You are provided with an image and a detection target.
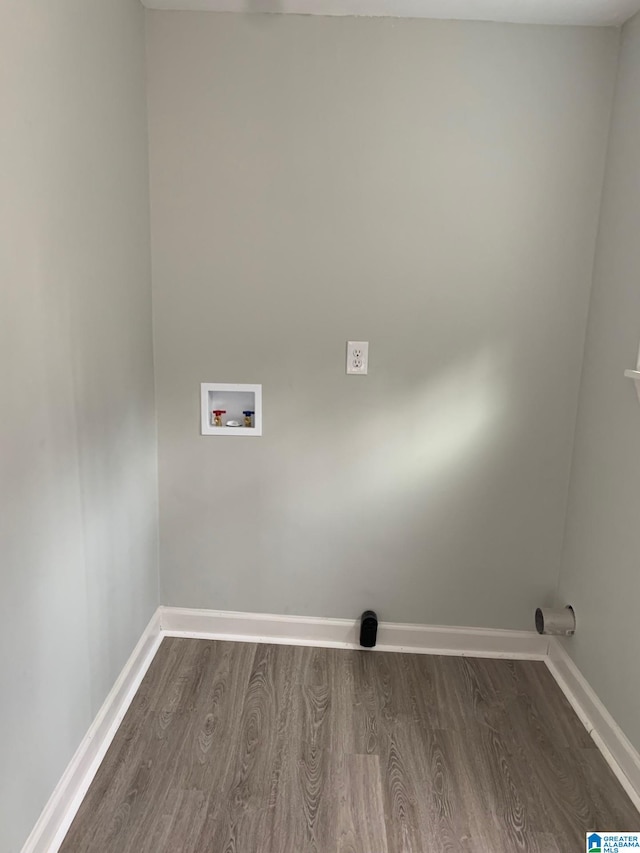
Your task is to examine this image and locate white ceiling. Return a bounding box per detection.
[142,0,640,27]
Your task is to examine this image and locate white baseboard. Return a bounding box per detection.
[22,607,640,852]
[21,608,163,853]
[159,606,549,659]
[546,638,640,812]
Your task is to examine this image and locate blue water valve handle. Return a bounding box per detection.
[243,410,255,428]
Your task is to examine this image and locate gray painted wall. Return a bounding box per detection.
[558,13,640,753]
[0,2,158,850]
[147,13,618,628]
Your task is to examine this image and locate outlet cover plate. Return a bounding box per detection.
[347,341,369,375]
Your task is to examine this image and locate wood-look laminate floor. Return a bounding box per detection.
[60,639,640,852]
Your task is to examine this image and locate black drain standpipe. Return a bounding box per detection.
[360,610,378,648]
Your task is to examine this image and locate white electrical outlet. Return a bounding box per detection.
[346,341,369,375]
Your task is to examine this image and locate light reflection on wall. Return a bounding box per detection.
[290,347,505,522]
